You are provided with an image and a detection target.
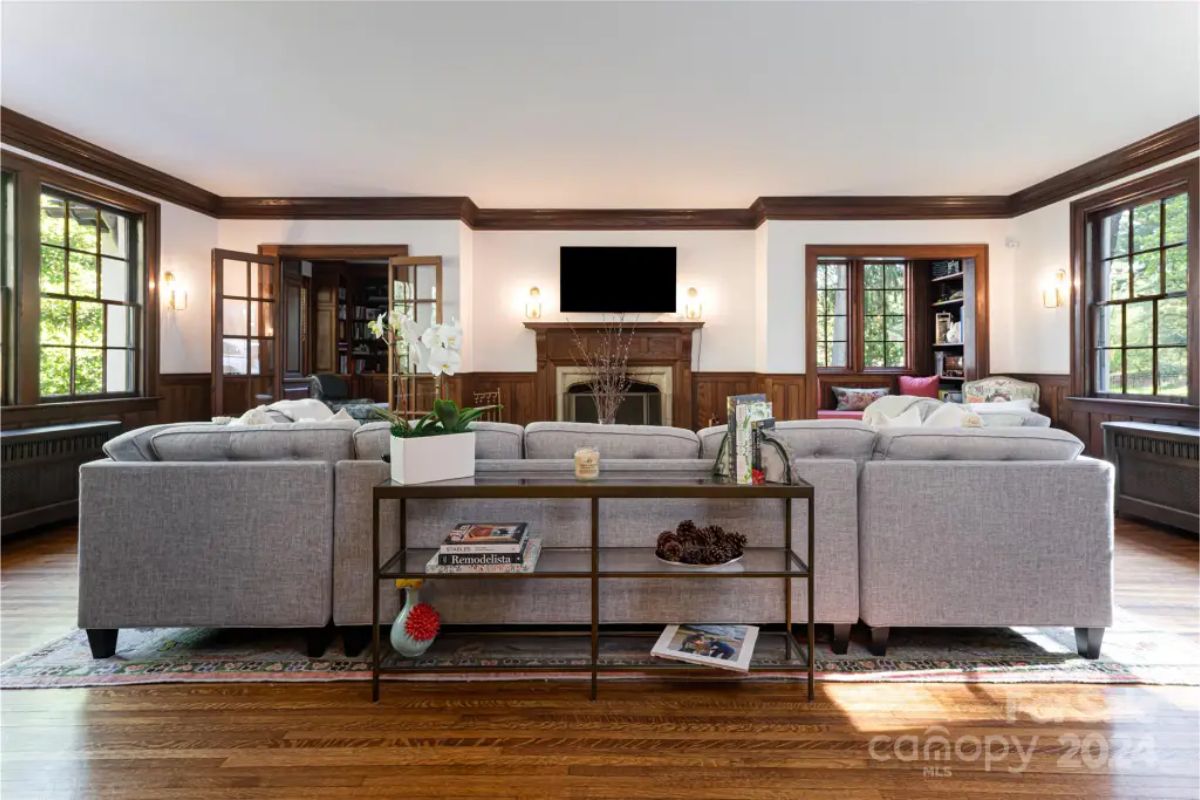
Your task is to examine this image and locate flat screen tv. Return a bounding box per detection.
[560,246,676,313]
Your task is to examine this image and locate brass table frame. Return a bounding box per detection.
[371,472,815,701]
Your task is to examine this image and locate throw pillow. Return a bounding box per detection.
[923,403,983,429]
[832,386,890,411]
[898,375,940,398]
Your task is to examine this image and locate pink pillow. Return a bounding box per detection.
[899,375,940,398]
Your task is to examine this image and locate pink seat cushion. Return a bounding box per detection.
[817,409,865,420]
[898,375,940,398]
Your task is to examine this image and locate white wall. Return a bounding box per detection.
[469,229,759,372]
[1006,153,1199,374]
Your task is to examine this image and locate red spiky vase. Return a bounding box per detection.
[389,580,441,657]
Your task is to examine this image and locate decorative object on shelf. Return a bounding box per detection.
[162,271,187,311]
[567,313,637,424]
[935,312,953,344]
[389,579,441,658]
[525,286,542,320]
[574,446,600,480]
[936,352,964,379]
[722,393,772,484]
[655,519,748,567]
[946,320,962,344]
[1042,269,1068,308]
[376,399,498,485]
[930,259,962,279]
[684,287,703,321]
[651,623,759,673]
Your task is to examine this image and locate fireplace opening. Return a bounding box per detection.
[564,380,663,425]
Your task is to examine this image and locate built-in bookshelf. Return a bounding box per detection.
[926,258,977,401]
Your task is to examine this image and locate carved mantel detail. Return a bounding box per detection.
[523,322,704,426]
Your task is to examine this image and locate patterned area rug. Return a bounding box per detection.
[3,607,1197,688]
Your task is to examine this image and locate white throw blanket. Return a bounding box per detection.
[861,395,984,429]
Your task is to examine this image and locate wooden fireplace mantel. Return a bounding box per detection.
[523,321,704,424]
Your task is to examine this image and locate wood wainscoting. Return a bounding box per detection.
[1009,373,1198,456]
[159,373,213,424]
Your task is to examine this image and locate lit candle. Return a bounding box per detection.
[574,446,600,480]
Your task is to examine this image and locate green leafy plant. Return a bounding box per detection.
[374,399,501,438]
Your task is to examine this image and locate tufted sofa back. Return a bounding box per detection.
[872,427,1084,461]
[699,420,878,464]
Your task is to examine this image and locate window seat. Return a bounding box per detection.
[817,409,865,420]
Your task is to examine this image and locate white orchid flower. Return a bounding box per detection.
[419,324,443,351]
[439,319,463,352]
[366,312,388,339]
[427,345,461,377]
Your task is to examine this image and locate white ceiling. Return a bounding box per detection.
[2,1,1197,207]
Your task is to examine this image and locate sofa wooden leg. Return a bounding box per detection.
[86,628,118,658]
[342,625,372,658]
[867,626,890,657]
[831,624,851,655]
[305,623,336,658]
[1074,627,1104,660]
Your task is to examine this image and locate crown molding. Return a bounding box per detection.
[2,105,1195,227]
[217,195,475,220]
[472,208,754,230]
[1009,116,1199,216]
[0,106,221,216]
[751,195,1010,224]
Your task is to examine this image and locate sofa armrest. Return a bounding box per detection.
[78,460,334,629]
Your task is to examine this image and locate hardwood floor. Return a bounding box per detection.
[2,519,1197,799]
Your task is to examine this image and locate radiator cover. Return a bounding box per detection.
[1,420,122,536]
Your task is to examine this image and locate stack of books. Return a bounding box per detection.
[425,522,542,574]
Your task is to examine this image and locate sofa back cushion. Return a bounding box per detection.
[524,422,699,459]
[102,422,217,462]
[873,427,1084,461]
[352,420,524,461]
[698,420,877,462]
[149,421,357,463]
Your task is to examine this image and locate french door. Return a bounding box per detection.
[211,249,281,415]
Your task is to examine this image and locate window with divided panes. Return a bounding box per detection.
[1093,190,1190,398]
[816,256,909,371]
[38,190,141,398]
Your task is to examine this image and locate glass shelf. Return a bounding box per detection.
[379,546,809,580]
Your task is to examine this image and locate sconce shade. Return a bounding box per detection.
[163,271,188,311]
[525,286,542,320]
[684,287,702,320]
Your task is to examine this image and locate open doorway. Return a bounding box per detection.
[258,245,408,404]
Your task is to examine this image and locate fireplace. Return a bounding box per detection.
[524,321,703,427]
[563,380,665,425]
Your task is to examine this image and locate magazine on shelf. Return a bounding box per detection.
[651,624,759,673]
[437,537,531,566]
[427,537,542,574]
[440,522,528,554]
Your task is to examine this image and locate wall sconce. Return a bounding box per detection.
[1042,269,1067,309]
[163,271,188,311]
[684,287,702,320]
[525,286,542,320]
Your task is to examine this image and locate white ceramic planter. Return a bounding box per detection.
[389,432,476,485]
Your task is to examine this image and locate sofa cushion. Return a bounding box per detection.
[102,422,217,462]
[873,427,1084,461]
[698,420,877,462]
[352,420,524,460]
[524,422,700,459]
[149,421,357,463]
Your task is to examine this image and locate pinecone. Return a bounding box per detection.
[655,520,745,565]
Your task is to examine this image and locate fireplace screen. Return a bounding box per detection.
[564,380,663,425]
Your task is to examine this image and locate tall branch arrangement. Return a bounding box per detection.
[568,314,637,424]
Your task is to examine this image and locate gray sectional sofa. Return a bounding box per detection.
[78,418,1113,660]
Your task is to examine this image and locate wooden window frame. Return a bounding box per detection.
[812,255,915,374]
[1,151,159,412]
[1070,158,1198,408]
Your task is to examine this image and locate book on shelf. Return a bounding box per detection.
[651,623,759,673]
[426,537,542,574]
[437,536,532,566]
[440,522,528,554]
